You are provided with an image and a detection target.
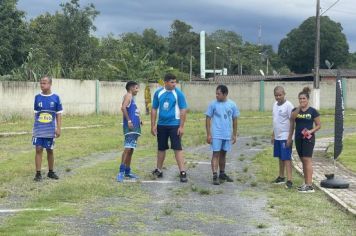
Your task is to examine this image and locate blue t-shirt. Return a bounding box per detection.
[123,96,141,135]
[33,93,63,138]
[152,87,188,126]
[205,99,240,140]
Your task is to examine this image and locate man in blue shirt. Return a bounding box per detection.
[32,76,63,181]
[205,85,239,185]
[151,73,188,182]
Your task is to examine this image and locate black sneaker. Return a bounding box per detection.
[213,176,220,185]
[298,185,315,193]
[285,180,293,189]
[152,169,163,178]
[219,173,234,182]
[34,174,42,182]
[273,176,286,184]
[180,171,188,183]
[47,171,59,180]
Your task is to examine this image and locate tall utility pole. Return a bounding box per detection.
[313,0,321,109]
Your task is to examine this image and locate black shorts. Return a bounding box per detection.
[157,125,182,151]
[295,136,315,158]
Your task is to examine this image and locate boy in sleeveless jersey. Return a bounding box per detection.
[117,81,142,182]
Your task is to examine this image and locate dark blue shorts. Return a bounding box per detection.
[273,140,292,161]
[157,125,182,151]
[32,137,55,150]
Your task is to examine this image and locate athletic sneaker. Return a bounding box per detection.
[273,176,286,184]
[285,180,293,189]
[47,171,59,180]
[125,172,139,179]
[152,169,163,178]
[219,173,234,182]
[34,173,42,182]
[297,184,306,191]
[180,171,188,183]
[298,185,315,193]
[213,176,220,185]
[117,172,125,182]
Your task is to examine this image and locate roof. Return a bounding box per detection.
[319,69,356,77]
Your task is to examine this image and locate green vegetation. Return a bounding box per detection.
[0,111,355,235]
[327,134,356,172]
[252,149,356,236]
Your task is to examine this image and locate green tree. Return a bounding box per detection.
[0,0,28,75]
[168,20,199,74]
[278,16,349,73]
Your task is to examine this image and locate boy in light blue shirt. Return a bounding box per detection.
[205,85,239,185]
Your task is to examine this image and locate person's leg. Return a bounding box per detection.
[157,150,166,170]
[279,159,285,178]
[211,151,220,173]
[46,149,54,171]
[218,150,227,172]
[302,157,313,185]
[35,146,43,172]
[174,150,185,172]
[284,160,292,181]
[155,125,169,171]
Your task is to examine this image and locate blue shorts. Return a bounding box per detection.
[124,133,140,149]
[273,140,292,161]
[211,138,231,152]
[32,137,55,150]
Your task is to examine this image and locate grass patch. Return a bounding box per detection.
[252,149,356,236]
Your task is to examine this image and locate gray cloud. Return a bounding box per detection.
[17,0,356,52]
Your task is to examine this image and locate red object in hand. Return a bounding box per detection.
[301,128,312,139]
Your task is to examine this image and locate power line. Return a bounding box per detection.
[321,0,341,15]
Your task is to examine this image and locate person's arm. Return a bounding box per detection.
[55,113,62,138]
[151,108,157,136]
[271,131,275,144]
[287,108,298,147]
[232,117,238,144]
[310,116,321,134]
[121,93,133,129]
[206,116,212,144]
[177,109,187,137]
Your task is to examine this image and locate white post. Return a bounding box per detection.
[200,31,206,79]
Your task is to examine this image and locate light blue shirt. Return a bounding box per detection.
[205,99,240,140]
[152,87,188,126]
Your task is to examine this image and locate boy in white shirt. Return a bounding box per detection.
[271,86,294,189]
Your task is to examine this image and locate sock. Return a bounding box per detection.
[125,166,131,175]
[219,170,225,175]
[180,171,186,175]
[213,172,218,178]
[36,171,41,175]
[119,164,125,173]
[49,169,53,173]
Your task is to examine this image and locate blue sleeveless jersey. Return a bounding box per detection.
[33,93,63,138]
[123,97,141,135]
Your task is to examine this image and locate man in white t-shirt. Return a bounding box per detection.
[271,86,294,189]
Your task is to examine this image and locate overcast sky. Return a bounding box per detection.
[18,0,356,52]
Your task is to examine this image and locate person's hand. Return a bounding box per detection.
[140,120,144,126]
[55,128,61,138]
[206,135,212,144]
[286,138,292,148]
[177,127,184,138]
[128,122,134,130]
[271,137,274,145]
[232,135,237,144]
[151,126,157,136]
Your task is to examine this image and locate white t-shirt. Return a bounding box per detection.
[272,100,293,140]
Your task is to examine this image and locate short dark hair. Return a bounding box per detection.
[164,73,176,82]
[41,76,52,84]
[125,81,138,91]
[216,84,228,95]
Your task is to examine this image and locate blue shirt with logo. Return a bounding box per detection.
[33,93,63,138]
[205,99,240,140]
[152,87,188,126]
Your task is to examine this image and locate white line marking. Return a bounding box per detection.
[0,208,53,213]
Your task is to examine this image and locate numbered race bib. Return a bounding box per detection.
[38,113,53,123]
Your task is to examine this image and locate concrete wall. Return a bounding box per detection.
[1,79,355,118]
